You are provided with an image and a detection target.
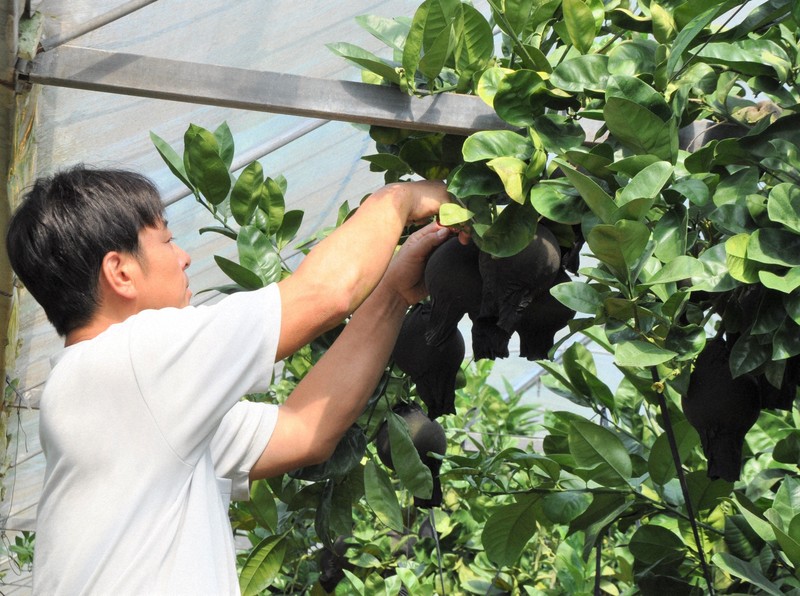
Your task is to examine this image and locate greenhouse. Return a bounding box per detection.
[1,0,799,593]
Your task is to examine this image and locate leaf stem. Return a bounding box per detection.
[485,0,538,70]
[650,366,715,594]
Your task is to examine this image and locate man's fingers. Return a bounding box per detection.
[405,223,451,255]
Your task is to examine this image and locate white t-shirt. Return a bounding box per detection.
[32,284,282,595]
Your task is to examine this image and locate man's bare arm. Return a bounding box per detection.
[250,223,451,479]
[274,180,449,361]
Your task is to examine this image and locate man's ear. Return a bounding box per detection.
[100,251,138,301]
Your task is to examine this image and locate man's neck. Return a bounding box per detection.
[64,311,128,347]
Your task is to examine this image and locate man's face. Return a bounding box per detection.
[134,222,192,310]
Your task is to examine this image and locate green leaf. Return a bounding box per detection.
[550,281,602,314]
[402,1,428,84]
[327,42,401,85]
[487,157,526,203]
[586,220,651,282]
[150,131,192,190]
[447,162,505,198]
[455,4,494,74]
[712,553,783,595]
[355,14,410,51]
[747,229,800,267]
[773,318,800,360]
[650,2,676,44]
[274,210,303,251]
[213,122,235,169]
[569,493,632,558]
[259,177,286,236]
[362,153,413,175]
[653,206,688,262]
[237,226,281,285]
[471,199,538,258]
[556,160,616,223]
[615,341,677,367]
[533,114,586,154]
[629,524,686,566]
[482,494,540,567]
[772,477,800,522]
[493,69,547,127]
[686,471,733,511]
[562,342,615,409]
[767,183,800,233]
[729,333,771,377]
[603,99,678,161]
[183,124,232,205]
[568,420,632,486]
[760,267,800,294]
[476,66,512,107]
[418,19,455,81]
[438,202,474,225]
[364,460,404,532]
[247,481,278,533]
[608,39,657,77]
[670,178,710,207]
[725,233,761,284]
[530,182,586,225]
[771,521,800,569]
[617,161,673,205]
[562,0,595,54]
[342,569,366,595]
[725,515,765,561]
[665,4,722,80]
[694,39,791,81]
[214,255,264,290]
[550,54,610,93]
[386,411,434,499]
[541,492,592,524]
[239,535,287,596]
[462,130,532,162]
[606,73,672,119]
[230,161,263,226]
[729,494,777,542]
[648,419,700,485]
[640,256,705,286]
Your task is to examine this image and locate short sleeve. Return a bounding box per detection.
[211,400,278,500]
[128,284,281,462]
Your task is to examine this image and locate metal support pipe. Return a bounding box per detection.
[39,0,160,52]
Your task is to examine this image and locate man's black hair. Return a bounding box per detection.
[6,166,165,337]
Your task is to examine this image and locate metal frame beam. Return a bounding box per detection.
[24,45,730,150]
[25,45,513,136]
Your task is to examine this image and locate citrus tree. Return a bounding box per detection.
[153,0,800,592]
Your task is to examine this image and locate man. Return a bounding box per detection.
[6,166,453,595]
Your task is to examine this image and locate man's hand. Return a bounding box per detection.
[381,222,452,308]
[402,180,451,225]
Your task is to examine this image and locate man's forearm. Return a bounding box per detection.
[254,283,408,477]
[295,282,407,454]
[294,184,411,310]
